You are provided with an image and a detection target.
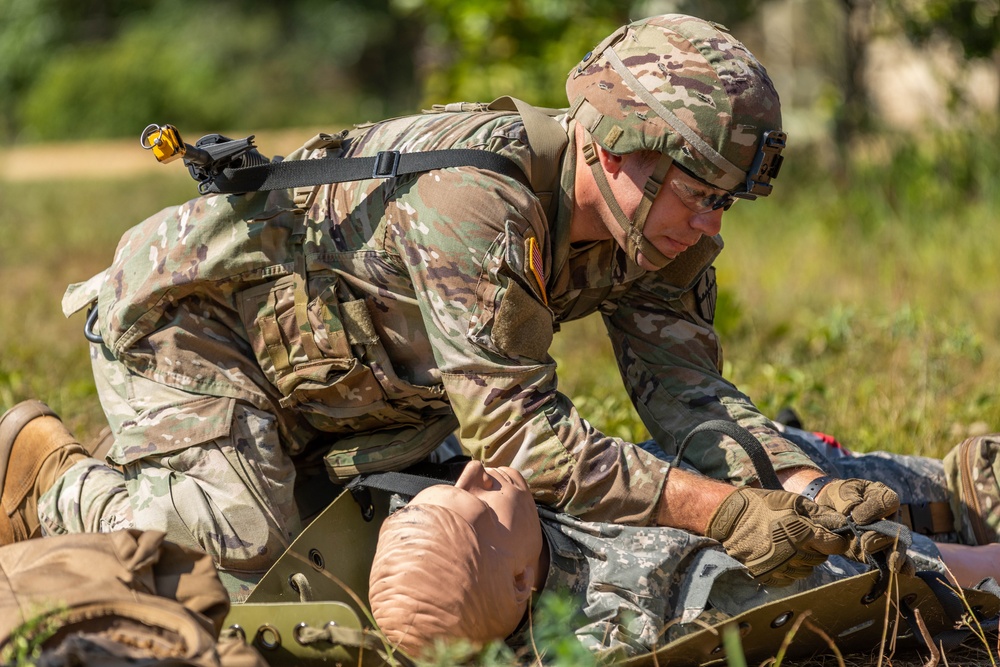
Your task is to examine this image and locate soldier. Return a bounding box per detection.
[0,14,898,599]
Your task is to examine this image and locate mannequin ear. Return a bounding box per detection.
[597,146,625,175]
[512,565,535,606]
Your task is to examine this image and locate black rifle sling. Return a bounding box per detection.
[207,147,531,194]
[669,420,783,490]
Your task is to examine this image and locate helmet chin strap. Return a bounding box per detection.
[581,140,674,270]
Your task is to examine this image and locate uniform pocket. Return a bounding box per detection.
[237,274,390,427]
[112,393,235,464]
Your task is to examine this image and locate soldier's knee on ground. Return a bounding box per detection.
[122,431,302,601]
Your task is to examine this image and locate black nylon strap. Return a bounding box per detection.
[346,470,453,499]
[206,149,531,194]
[669,420,783,490]
[344,459,468,521]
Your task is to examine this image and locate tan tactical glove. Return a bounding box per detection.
[813,478,914,574]
[706,487,850,586]
[813,478,900,524]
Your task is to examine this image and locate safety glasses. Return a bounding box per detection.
[668,165,737,212]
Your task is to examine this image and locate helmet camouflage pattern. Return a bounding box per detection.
[566,14,784,196]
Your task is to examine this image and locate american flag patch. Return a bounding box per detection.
[526,236,547,305]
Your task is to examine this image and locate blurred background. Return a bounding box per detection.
[2,0,997,149]
[1,0,999,457]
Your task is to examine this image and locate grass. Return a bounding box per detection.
[2,121,999,664]
[1,605,66,666]
[0,172,193,440]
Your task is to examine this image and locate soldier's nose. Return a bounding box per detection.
[691,209,723,237]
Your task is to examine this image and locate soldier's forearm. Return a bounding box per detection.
[655,467,737,534]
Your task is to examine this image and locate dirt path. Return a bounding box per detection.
[0,128,326,182]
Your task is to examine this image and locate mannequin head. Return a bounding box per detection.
[368,461,544,657]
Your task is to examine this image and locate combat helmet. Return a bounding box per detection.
[566,14,786,268]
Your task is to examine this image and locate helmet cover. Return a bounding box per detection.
[566,14,783,193]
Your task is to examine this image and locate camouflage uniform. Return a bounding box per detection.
[509,504,945,661]
[50,108,815,597]
[51,16,814,597]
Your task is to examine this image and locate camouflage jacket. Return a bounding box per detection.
[64,108,817,525]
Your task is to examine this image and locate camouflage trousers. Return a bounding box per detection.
[37,344,303,602]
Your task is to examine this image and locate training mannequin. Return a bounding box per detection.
[368,459,1000,661]
[367,462,546,653]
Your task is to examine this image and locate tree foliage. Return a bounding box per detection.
[1,0,425,141]
[0,0,997,144]
[889,0,1000,59]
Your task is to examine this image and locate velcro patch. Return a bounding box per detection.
[694,268,717,324]
[604,125,624,149]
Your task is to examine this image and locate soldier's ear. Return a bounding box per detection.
[597,146,625,175]
[513,565,535,606]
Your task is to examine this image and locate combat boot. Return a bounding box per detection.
[0,400,88,544]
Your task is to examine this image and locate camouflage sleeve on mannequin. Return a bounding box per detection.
[391,172,669,525]
[603,266,821,486]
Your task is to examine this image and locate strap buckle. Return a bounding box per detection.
[372,150,401,178]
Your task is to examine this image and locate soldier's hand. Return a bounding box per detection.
[814,479,913,573]
[706,487,849,586]
[814,478,899,524]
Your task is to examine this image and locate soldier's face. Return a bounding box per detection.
[573,128,726,271]
[614,159,725,271]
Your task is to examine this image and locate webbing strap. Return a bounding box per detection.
[581,140,671,269]
[838,520,913,604]
[206,148,531,194]
[487,96,569,222]
[630,152,671,239]
[344,460,467,521]
[677,548,747,623]
[668,421,915,609]
[346,470,452,498]
[668,419,782,490]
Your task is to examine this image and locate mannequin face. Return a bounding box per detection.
[369,461,546,653]
[408,460,543,577]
